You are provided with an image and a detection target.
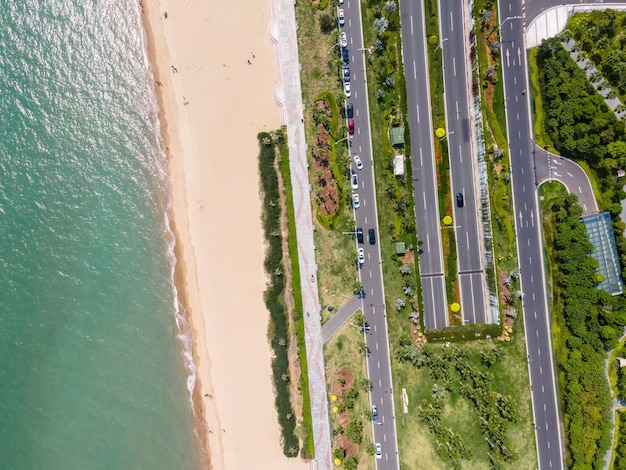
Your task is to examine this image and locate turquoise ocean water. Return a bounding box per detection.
[0,1,202,468]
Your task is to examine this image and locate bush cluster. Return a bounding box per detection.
[547,194,626,467]
[257,132,300,457]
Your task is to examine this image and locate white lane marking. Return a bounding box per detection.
[450,10,454,31]
[530,275,534,282]
[419,147,423,165]
[365,216,368,224]
[536,330,539,337]
[542,385,545,393]
[466,231,470,250]
[528,239,530,246]
[540,366,543,375]
[410,14,414,35]
[459,144,463,163]
[523,184,525,193]
[426,233,431,252]
[413,60,417,80]
[534,311,537,319]
[423,192,427,210]
[456,101,459,119]
[377,361,380,369]
[453,56,457,76]
[529,257,532,265]
[416,105,420,124]
[538,347,541,356]
[376,342,379,350]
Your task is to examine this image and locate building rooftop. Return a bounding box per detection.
[581,211,624,296]
[390,127,404,147]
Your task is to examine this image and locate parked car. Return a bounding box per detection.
[368,228,376,245]
[348,119,354,135]
[340,32,347,47]
[375,443,382,459]
[352,193,360,208]
[338,9,345,26]
[342,47,349,65]
[343,67,350,82]
[344,81,351,98]
[356,227,364,244]
[347,102,354,118]
[351,173,358,190]
[358,248,365,265]
[353,154,363,170]
[456,192,464,207]
[372,405,378,420]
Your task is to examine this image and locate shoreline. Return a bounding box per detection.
[139,0,308,468]
[139,0,214,463]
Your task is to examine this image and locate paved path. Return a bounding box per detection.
[533,146,599,216]
[562,38,626,120]
[270,0,332,467]
[321,295,363,343]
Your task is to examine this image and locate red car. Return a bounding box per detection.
[348,119,355,134]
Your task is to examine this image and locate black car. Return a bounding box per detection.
[347,102,354,118]
[456,192,464,207]
[342,47,349,65]
[343,67,350,82]
[356,227,364,244]
[368,228,376,245]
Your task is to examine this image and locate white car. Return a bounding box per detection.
[340,32,348,48]
[358,248,365,265]
[338,9,345,26]
[375,443,382,459]
[353,154,363,170]
[339,0,344,4]
[344,81,351,98]
[353,193,360,208]
[351,173,358,190]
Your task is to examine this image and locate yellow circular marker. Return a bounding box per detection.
[332,406,339,413]
[418,332,423,338]
[507,327,513,333]
[334,458,342,466]
[331,395,337,402]
[506,336,511,341]
[443,215,452,225]
[435,128,446,138]
[451,303,460,313]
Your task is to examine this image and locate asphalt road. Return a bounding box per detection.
[497,0,565,467]
[439,0,489,324]
[340,1,400,467]
[399,0,449,331]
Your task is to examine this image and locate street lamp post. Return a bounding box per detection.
[335,136,349,145]
[434,37,448,53]
[328,42,340,54]
[487,16,522,40]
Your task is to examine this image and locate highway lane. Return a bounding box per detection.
[497,0,565,467]
[340,1,400,467]
[399,0,449,331]
[438,0,488,325]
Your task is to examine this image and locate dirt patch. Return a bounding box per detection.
[335,433,360,457]
[331,366,354,398]
[311,99,340,217]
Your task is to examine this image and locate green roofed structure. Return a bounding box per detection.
[395,242,406,256]
[390,127,404,147]
[581,211,624,296]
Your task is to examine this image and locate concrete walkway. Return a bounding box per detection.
[269,0,332,468]
[321,295,363,343]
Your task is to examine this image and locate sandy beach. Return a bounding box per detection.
[140,1,308,468]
